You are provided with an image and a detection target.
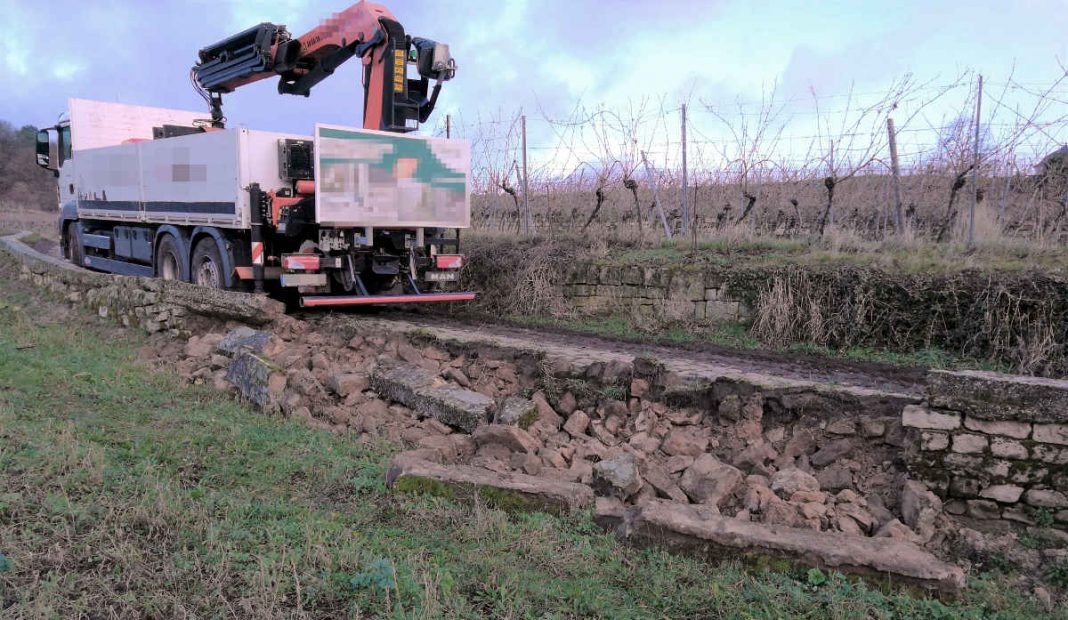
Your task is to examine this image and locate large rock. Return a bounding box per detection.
[928,369,1068,423]
[641,462,689,503]
[599,499,965,596]
[371,365,493,432]
[387,454,594,514]
[592,454,643,499]
[494,396,539,428]
[326,372,369,397]
[679,454,743,507]
[815,464,853,492]
[563,411,591,437]
[225,348,283,412]
[900,480,943,544]
[472,424,540,455]
[770,468,820,498]
[809,439,854,467]
[661,428,708,457]
[217,326,274,356]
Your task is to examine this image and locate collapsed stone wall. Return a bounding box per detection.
[9,232,1068,598]
[904,370,1068,528]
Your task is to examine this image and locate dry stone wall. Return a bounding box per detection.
[0,233,284,334]
[563,263,748,323]
[904,369,1068,527]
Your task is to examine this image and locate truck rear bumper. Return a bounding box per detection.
[299,292,476,307]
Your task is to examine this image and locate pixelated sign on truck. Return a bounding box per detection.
[314,124,470,229]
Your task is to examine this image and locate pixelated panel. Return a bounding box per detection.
[315,125,470,228]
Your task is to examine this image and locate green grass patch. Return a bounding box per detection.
[0,280,1062,617]
[592,235,1068,276]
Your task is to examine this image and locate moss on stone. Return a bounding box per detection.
[394,475,455,499]
[516,408,539,430]
[478,485,536,512]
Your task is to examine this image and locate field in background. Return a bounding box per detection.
[443,70,1068,249]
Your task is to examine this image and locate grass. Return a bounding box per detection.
[592,235,1068,276]
[0,277,1062,618]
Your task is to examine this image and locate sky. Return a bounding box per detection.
[1,0,1066,172]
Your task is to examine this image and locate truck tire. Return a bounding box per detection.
[65,222,84,267]
[156,235,183,281]
[191,238,225,290]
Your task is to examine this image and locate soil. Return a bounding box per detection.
[302,310,925,397]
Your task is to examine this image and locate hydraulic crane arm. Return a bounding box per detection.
[192,1,456,132]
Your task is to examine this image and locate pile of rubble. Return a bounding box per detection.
[136,319,977,594]
[159,321,946,549]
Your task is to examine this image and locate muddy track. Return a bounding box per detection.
[18,231,921,397]
[296,309,925,398]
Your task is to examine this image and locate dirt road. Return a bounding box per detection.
[4,225,922,404]
[303,311,923,403]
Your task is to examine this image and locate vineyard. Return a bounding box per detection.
[437,69,1068,247]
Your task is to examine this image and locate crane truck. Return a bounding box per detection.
[34,1,474,307]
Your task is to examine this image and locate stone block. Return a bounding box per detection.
[989,437,1028,460]
[386,454,594,515]
[621,267,643,286]
[1024,489,1068,508]
[1008,464,1048,485]
[1032,445,1068,465]
[963,417,1032,439]
[225,348,282,412]
[326,373,369,398]
[927,369,1068,423]
[693,301,707,320]
[494,397,539,429]
[920,432,949,451]
[983,459,1010,478]
[902,405,960,431]
[667,273,706,301]
[371,365,493,432]
[705,301,741,322]
[1033,423,1068,446]
[951,433,988,454]
[217,326,273,356]
[949,477,981,498]
[966,499,1002,519]
[598,499,964,596]
[979,484,1024,503]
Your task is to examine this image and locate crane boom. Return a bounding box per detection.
[192,0,456,132]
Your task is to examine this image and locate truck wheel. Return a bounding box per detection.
[65,222,84,267]
[156,235,183,281]
[191,238,225,290]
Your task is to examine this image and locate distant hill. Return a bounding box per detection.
[0,122,56,210]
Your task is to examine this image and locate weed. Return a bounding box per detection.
[1033,507,1056,528]
[806,568,828,587]
[1049,558,1068,589]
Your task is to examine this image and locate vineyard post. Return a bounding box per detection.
[887,117,903,234]
[680,103,691,236]
[521,114,533,235]
[968,75,983,247]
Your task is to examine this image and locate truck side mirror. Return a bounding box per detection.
[35,129,54,170]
